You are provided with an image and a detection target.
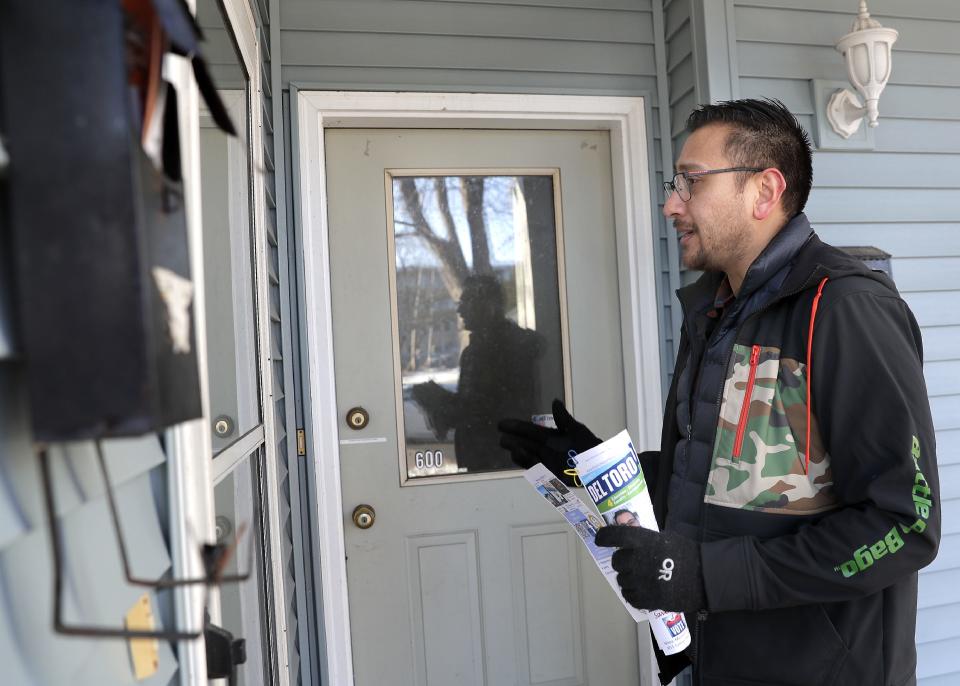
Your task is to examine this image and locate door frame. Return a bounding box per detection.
[293,90,664,686]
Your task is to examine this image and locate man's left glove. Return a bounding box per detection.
[497,399,601,487]
[595,526,706,617]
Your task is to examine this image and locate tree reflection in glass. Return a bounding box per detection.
[392,175,566,479]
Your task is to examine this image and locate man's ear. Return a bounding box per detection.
[752,168,787,221]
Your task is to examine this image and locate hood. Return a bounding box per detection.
[781,231,899,297]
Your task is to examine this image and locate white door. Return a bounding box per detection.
[325,128,642,686]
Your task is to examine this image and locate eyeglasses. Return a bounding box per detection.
[663,167,764,202]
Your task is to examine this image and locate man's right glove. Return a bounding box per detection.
[596,526,704,684]
[497,399,601,486]
[594,525,706,617]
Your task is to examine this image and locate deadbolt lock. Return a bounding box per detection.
[213,415,235,438]
[346,406,369,430]
[352,504,376,530]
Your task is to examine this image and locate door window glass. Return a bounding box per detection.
[213,450,269,685]
[197,0,262,456]
[389,173,568,480]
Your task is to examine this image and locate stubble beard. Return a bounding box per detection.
[678,220,719,272]
[678,221,707,271]
[677,209,750,274]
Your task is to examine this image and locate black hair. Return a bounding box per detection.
[461,273,505,315]
[686,98,813,218]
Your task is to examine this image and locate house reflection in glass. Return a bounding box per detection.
[392,174,566,478]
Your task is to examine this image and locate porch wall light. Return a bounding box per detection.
[827,0,898,139]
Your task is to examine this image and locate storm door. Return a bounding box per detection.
[196,0,280,682]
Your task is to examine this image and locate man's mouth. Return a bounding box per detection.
[676,225,696,244]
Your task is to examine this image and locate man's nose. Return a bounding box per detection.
[662,189,684,219]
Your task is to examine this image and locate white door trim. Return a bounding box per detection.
[294,90,664,686]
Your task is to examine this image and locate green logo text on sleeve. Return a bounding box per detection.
[834,436,932,578]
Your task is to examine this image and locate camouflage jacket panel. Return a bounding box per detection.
[706,343,836,515]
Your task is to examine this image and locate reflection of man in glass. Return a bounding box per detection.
[613,509,641,527]
[412,274,542,471]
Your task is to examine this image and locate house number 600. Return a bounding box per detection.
[415,450,443,469]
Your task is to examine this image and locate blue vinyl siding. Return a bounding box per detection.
[664,0,696,152]
[252,2,305,682]
[279,0,659,93]
[277,0,682,392]
[664,0,697,344]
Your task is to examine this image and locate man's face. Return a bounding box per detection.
[614,511,640,527]
[457,286,494,331]
[457,291,479,331]
[663,124,753,273]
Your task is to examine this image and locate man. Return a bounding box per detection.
[413,273,543,471]
[499,99,940,685]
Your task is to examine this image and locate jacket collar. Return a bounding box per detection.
[677,212,814,316]
[736,212,813,301]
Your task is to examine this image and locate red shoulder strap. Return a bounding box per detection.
[805,277,830,475]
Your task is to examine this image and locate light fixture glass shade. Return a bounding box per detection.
[838,25,898,126]
[827,1,898,138]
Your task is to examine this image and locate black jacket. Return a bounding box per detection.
[649,214,940,686]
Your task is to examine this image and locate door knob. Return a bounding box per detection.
[352,504,376,529]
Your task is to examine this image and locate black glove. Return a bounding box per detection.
[652,636,692,685]
[636,450,660,493]
[497,399,601,486]
[594,525,706,617]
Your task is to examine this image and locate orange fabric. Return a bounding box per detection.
[805,277,829,475]
[734,345,762,459]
